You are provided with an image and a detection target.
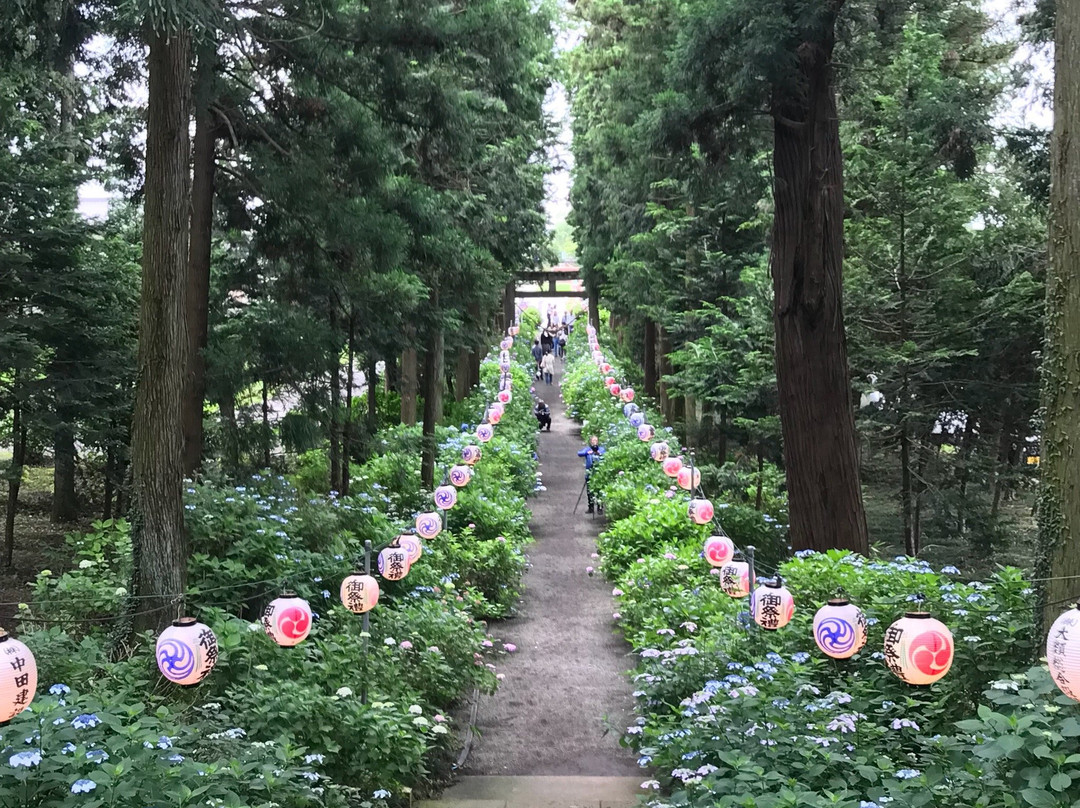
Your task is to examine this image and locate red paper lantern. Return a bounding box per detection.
[0,630,36,721]
[677,466,701,491]
[620,387,635,403]
[340,573,379,614]
[486,407,502,425]
[604,376,615,387]
[752,580,795,630]
[263,593,313,647]
[498,389,512,405]
[610,383,622,397]
[883,612,954,685]
[688,498,714,525]
[663,456,683,477]
[703,535,734,567]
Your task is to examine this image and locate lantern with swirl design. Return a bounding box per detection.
[688,498,714,525]
[592,351,604,363]
[883,612,953,685]
[340,573,379,614]
[399,535,423,565]
[677,466,701,491]
[486,407,503,425]
[637,423,655,442]
[813,597,867,660]
[434,485,458,510]
[623,403,640,418]
[378,545,410,581]
[1047,607,1080,701]
[498,389,512,405]
[610,383,622,398]
[629,412,646,429]
[449,465,472,487]
[752,579,795,630]
[0,630,37,721]
[604,376,615,387]
[263,592,312,647]
[416,511,443,539]
[476,423,494,443]
[600,363,612,374]
[650,441,669,462]
[462,445,482,466]
[500,338,512,351]
[620,387,635,403]
[509,325,520,336]
[663,456,683,478]
[156,618,218,686]
[703,535,734,567]
[719,559,751,598]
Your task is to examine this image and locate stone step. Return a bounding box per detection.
[417,776,646,808]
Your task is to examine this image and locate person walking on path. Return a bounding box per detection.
[534,399,552,431]
[540,350,555,385]
[531,340,543,378]
[577,435,605,514]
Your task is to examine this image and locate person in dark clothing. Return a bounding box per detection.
[534,400,551,431]
[577,435,605,513]
[540,330,554,354]
[531,340,543,377]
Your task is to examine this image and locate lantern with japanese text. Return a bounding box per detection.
[650,441,669,462]
[592,351,604,363]
[1048,607,1080,700]
[610,384,622,398]
[629,412,646,428]
[688,498,714,525]
[752,580,795,630]
[637,423,655,442]
[499,350,511,363]
[813,597,868,660]
[476,423,494,443]
[378,545,410,581]
[883,612,954,685]
[620,387,635,403]
[498,389,512,405]
[677,466,701,491]
[449,465,472,487]
[509,325,520,336]
[434,485,458,510]
[462,445,482,466]
[156,618,218,686]
[340,573,379,614]
[262,592,312,647]
[663,456,683,478]
[719,559,751,598]
[704,535,734,567]
[416,511,443,539]
[399,535,423,565]
[0,630,36,722]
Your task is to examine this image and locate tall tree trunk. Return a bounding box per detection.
[102,444,115,521]
[342,315,355,497]
[588,284,600,333]
[913,439,931,553]
[502,281,516,332]
[182,43,218,477]
[769,7,868,555]
[52,423,78,522]
[454,348,471,402]
[219,391,239,475]
[421,310,444,490]
[643,318,658,397]
[329,353,342,493]
[658,325,672,419]
[956,414,978,536]
[4,393,26,569]
[128,26,193,635]
[261,380,271,470]
[899,406,915,556]
[400,324,418,426]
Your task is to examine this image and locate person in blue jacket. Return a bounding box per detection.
[577,435,605,513]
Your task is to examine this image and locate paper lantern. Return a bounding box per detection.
[434,485,458,510]
[416,511,443,539]
[703,535,734,567]
[156,618,218,686]
[600,363,612,374]
[0,630,36,722]
[262,592,312,647]
[629,412,646,428]
[486,407,502,425]
[476,423,494,443]
[449,465,472,487]
[500,339,512,351]
[499,360,511,372]
[688,498,714,525]
[719,560,751,598]
[399,535,423,565]
[592,351,603,362]
[677,466,701,491]
[813,598,868,660]
[620,387,635,403]
[378,545,410,581]
[509,325,519,336]
[586,325,596,336]
[637,424,655,442]
[604,376,615,387]
[650,441,669,462]
[610,384,622,398]
[498,389,512,405]
[663,456,683,477]
[1048,607,1080,700]
[883,612,954,685]
[462,445,482,466]
[499,350,511,363]
[623,403,640,418]
[752,580,795,630]
[340,573,379,614]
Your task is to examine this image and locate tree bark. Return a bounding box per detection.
[643,317,658,397]
[51,423,78,522]
[181,42,218,477]
[342,314,355,497]
[421,310,444,490]
[367,355,378,425]
[400,324,418,426]
[899,408,915,556]
[769,9,869,555]
[502,281,516,332]
[454,348,471,402]
[102,443,114,521]
[261,380,271,470]
[128,26,192,635]
[329,349,342,493]
[588,284,600,333]
[658,324,672,419]
[4,393,26,569]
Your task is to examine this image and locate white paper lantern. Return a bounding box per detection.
[623,403,639,418]
[0,630,36,722]
[629,412,646,428]
[462,445,482,466]
[449,465,472,487]
[677,466,701,491]
[416,511,443,539]
[688,498,714,525]
[262,593,313,647]
[340,573,380,614]
[1048,607,1080,700]
[813,598,868,659]
[510,325,520,336]
[663,456,683,478]
[499,360,511,372]
[637,423,655,442]
[156,618,218,686]
[498,389,512,405]
[500,339,512,351]
[399,535,423,565]
[703,535,734,567]
[752,580,795,630]
[719,560,751,598]
[620,387,635,403]
[476,424,494,443]
[434,485,458,510]
[883,612,954,685]
[378,546,410,581]
[499,350,511,364]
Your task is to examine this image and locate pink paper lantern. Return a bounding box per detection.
[813,597,868,659]
[637,423,655,442]
[703,535,735,567]
[1048,607,1080,700]
[610,383,622,397]
[462,445,482,466]
[719,560,751,598]
[399,535,423,565]
[752,580,795,630]
[449,465,472,487]
[498,389,512,405]
[499,360,511,372]
[600,363,612,373]
[0,630,36,722]
[340,573,380,614]
[156,618,218,686]
[486,407,503,425]
[262,592,312,647]
[663,456,683,478]
[650,441,670,462]
[434,485,458,509]
[378,545,410,581]
[883,612,954,685]
[620,387,635,403]
[500,338,512,351]
[688,498,714,525]
[677,466,701,491]
[416,511,443,539]
[476,423,494,443]
[509,325,520,336]
[499,350,511,364]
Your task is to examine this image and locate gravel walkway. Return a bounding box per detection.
[464,367,639,776]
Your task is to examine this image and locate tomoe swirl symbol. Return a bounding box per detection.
[434,485,457,509]
[277,607,310,640]
[157,638,197,681]
[816,617,857,655]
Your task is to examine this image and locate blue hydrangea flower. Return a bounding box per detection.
[71,779,97,794]
[49,684,70,696]
[86,750,109,763]
[72,714,101,730]
[896,768,921,780]
[9,750,41,768]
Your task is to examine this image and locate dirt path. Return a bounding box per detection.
[465,366,638,776]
